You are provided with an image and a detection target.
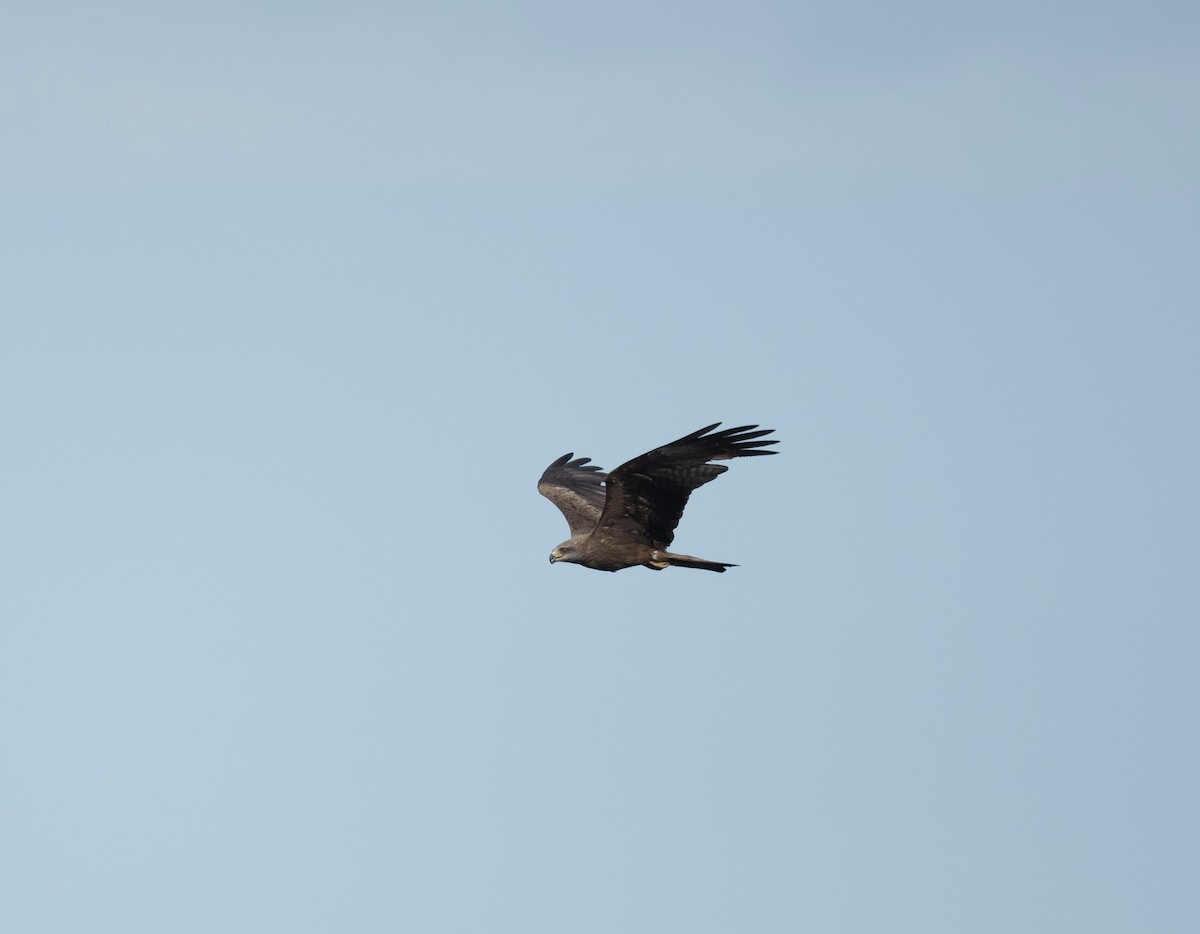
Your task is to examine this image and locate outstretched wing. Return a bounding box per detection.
[595,423,777,547]
[538,454,608,537]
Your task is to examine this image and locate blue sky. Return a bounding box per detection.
[3,2,1198,932]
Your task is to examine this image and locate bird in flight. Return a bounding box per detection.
[538,423,778,573]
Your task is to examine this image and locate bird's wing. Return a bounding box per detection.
[595,423,777,547]
[537,454,608,537]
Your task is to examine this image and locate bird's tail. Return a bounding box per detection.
[657,551,737,573]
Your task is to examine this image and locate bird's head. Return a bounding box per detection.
[549,542,578,565]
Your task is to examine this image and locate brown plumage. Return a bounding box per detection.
[538,423,778,573]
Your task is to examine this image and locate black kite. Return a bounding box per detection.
[538,423,778,573]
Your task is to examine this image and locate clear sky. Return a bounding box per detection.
[3,2,1198,932]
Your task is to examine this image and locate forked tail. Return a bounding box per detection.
[660,551,737,573]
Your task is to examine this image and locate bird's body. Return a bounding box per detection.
[537,423,778,573]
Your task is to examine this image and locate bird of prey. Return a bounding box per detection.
[538,422,778,573]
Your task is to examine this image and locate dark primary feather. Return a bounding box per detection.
[595,424,778,547]
[537,454,608,536]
